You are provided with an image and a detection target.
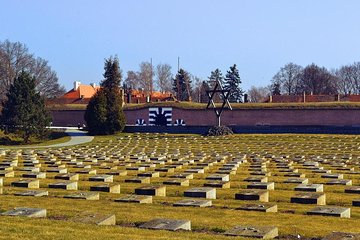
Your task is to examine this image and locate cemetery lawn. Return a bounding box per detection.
[0,133,359,239]
[0,130,70,148]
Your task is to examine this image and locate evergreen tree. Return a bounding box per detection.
[208,69,224,88]
[271,83,281,95]
[85,57,126,135]
[1,71,51,143]
[208,68,224,102]
[84,90,107,135]
[173,68,192,101]
[224,64,244,102]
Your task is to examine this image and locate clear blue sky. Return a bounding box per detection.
[1,0,360,91]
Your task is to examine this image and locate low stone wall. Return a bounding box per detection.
[50,107,360,127]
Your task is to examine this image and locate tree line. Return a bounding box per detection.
[248,62,360,102]
[124,63,244,103]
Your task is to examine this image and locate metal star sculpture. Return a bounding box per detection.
[206,80,232,126]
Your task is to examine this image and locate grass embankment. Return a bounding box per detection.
[0,134,359,239]
[0,130,70,148]
[47,101,360,111]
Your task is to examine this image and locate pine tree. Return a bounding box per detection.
[208,69,224,102]
[271,83,281,95]
[208,69,224,88]
[85,57,126,135]
[224,64,244,102]
[1,71,51,143]
[173,68,192,101]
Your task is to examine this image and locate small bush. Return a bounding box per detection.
[207,125,233,136]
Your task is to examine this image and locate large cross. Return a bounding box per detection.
[206,80,232,126]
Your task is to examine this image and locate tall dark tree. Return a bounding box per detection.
[173,68,192,101]
[208,69,224,102]
[224,64,244,102]
[296,64,338,95]
[1,71,51,143]
[85,57,126,135]
[271,83,281,95]
[208,69,224,88]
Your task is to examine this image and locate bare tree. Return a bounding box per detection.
[190,75,202,102]
[271,62,302,95]
[156,63,173,93]
[335,62,360,94]
[0,39,65,101]
[138,61,154,94]
[247,86,271,102]
[124,70,140,89]
[296,64,337,95]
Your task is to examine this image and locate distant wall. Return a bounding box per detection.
[267,94,360,103]
[51,108,360,127]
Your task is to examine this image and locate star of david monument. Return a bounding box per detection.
[206,79,233,127]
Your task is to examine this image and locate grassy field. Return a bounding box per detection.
[0,133,359,239]
[0,130,70,149]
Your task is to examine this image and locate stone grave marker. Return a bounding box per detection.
[49,181,78,190]
[344,186,360,194]
[244,176,268,183]
[294,184,323,192]
[46,168,67,174]
[72,213,116,225]
[114,195,152,204]
[89,175,113,183]
[90,184,120,193]
[247,182,275,190]
[203,181,230,189]
[173,199,212,207]
[74,169,97,175]
[107,170,127,176]
[0,178,2,187]
[224,225,278,239]
[284,178,309,184]
[237,203,278,213]
[235,190,269,202]
[14,190,48,197]
[11,179,39,189]
[290,193,326,205]
[125,177,151,184]
[0,171,15,177]
[206,174,229,181]
[184,187,216,199]
[64,192,100,200]
[170,173,194,179]
[139,218,191,231]
[22,172,46,179]
[55,173,79,181]
[326,180,352,186]
[284,173,306,178]
[154,167,175,173]
[135,185,166,196]
[322,232,360,240]
[184,168,205,174]
[126,166,146,171]
[138,172,160,178]
[321,173,344,179]
[307,206,351,218]
[163,179,189,186]
[1,207,46,218]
